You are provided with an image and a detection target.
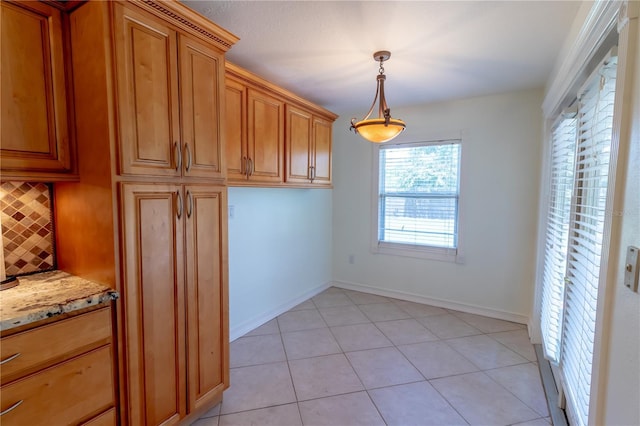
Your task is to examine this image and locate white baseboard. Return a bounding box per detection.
[229,282,331,341]
[332,280,530,326]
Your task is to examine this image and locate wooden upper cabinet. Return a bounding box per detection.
[179,37,225,179]
[225,79,247,180]
[285,105,313,182]
[184,186,229,413]
[225,62,336,188]
[114,3,226,180]
[285,105,333,186]
[246,88,284,182]
[113,4,181,177]
[311,116,332,185]
[120,183,186,426]
[0,1,74,178]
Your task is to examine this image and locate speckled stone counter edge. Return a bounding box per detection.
[0,271,119,332]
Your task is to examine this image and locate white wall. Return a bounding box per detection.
[227,187,332,339]
[332,88,543,323]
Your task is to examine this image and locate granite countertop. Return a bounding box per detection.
[0,270,119,332]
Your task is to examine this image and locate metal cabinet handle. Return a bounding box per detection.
[1,400,23,416]
[184,143,192,172]
[242,156,247,177]
[176,190,183,219]
[0,353,20,365]
[249,158,254,176]
[310,166,316,181]
[245,157,250,177]
[186,190,193,218]
[174,142,182,172]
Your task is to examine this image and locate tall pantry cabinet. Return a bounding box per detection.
[53,1,238,425]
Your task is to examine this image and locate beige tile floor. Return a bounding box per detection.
[192,287,551,426]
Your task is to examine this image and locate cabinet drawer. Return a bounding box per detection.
[82,408,116,426]
[1,307,112,383]
[0,345,114,425]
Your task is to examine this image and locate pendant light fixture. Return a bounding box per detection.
[350,51,406,143]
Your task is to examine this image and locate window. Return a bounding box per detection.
[538,50,618,426]
[560,54,617,426]
[540,111,577,364]
[374,140,461,261]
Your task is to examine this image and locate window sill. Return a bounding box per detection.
[372,242,462,263]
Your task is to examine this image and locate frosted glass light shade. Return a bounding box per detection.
[352,118,406,143]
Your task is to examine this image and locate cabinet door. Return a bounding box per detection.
[184,186,229,412]
[1,1,71,173]
[247,88,284,182]
[225,79,247,180]
[285,105,312,183]
[121,184,186,426]
[113,4,180,177]
[312,117,333,185]
[179,36,225,180]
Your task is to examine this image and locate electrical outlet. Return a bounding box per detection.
[348,254,355,264]
[228,205,235,219]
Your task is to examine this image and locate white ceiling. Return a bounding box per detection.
[182,0,583,116]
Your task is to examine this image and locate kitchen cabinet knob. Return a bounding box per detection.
[0,400,23,416]
[0,352,20,365]
[184,143,192,172]
[176,190,183,219]
[174,142,182,172]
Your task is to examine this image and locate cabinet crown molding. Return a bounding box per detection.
[136,0,239,52]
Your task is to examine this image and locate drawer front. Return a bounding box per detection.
[0,346,114,425]
[1,307,112,383]
[81,408,116,426]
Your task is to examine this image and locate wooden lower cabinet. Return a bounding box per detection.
[184,187,229,411]
[0,347,114,425]
[82,408,117,426]
[0,307,116,426]
[120,183,228,425]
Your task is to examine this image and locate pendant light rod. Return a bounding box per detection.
[360,51,391,122]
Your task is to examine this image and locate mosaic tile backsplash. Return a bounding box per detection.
[1,182,55,276]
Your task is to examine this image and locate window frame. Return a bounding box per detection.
[371,138,464,263]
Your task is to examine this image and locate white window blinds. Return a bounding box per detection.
[540,112,577,364]
[561,54,617,426]
[378,141,461,250]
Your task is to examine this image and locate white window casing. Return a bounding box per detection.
[371,139,463,262]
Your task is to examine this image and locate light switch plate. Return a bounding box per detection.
[624,246,639,292]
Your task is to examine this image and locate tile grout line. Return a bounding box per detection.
[217,287,547,426]
[276,311,305,425]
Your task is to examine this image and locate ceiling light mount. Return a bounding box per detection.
[350,50,406,143]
